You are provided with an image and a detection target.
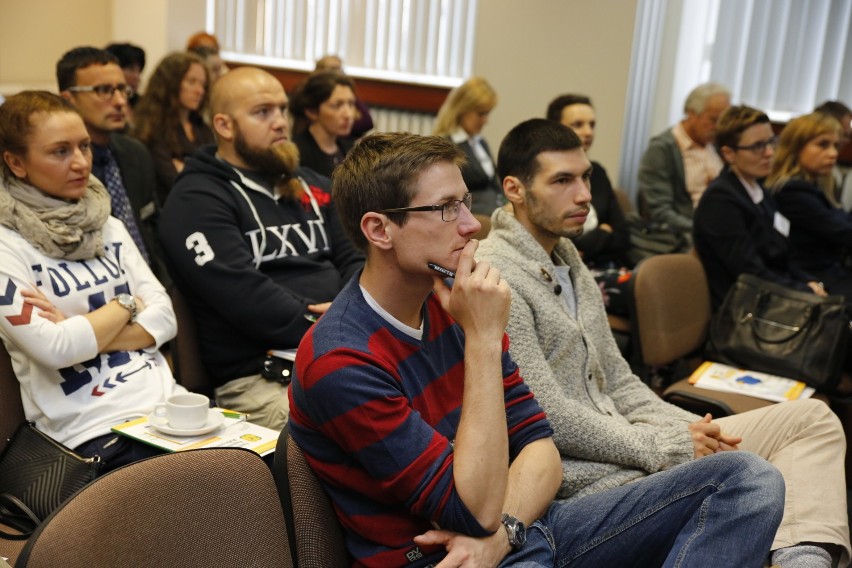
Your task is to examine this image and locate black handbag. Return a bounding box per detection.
[0,421,100,539]
[709,274,850,393]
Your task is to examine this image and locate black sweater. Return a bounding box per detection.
[158,146,364,385]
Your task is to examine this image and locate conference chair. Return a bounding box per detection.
[16,448,292,568]
[630,253,774,416]
[274,426,348,568]
[169,286,214,398]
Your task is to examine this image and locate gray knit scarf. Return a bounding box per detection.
[0,174,111,260]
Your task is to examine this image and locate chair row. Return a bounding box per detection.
[1,428,347,567]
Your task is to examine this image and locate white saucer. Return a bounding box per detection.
[148,409,225,437]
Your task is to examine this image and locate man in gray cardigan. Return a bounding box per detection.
[478,118,849,568]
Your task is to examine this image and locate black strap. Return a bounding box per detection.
[0,492,40,540]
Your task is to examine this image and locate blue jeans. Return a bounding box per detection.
[499,452,784,567]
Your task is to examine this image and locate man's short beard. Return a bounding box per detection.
[233,125,301,181]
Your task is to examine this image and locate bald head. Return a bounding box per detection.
[209,66,293,172]
[210,66,284,116]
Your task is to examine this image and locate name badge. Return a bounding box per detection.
[139,201,156,221]
[773,211,790,237]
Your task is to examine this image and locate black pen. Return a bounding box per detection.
[427,262,455,278]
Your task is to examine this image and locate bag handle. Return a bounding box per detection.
[740,290,814,343]
[0,493,40,540]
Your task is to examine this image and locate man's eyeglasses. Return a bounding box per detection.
[378,193,473,222]
[67,84,134,100]
[735,136,778,153]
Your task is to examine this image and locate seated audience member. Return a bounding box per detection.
[104,42,146,110]
[694,105,824,307]
[547,94,632,315]
[315,54,373,139]
[476,118,850,568]
[188,45,229,83]
[767,112,852,300]
[289,71,357,179]
[433,77,503,215]
[158,67,363,429]
[0,92,183,474]
[186,31,220,51]
[637,82,730,245]
[289,131,785,568]
[133,52,214,204]
[814,100,852,210]
[57,47,169,286]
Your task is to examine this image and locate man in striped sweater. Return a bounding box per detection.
[288,132,783,568]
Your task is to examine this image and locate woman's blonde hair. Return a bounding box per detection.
[767,112,842,205]
[432,77,497,137]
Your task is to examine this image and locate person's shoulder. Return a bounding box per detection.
[110,133,155,167]
[297,166,331,192]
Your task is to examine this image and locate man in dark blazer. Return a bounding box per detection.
[57,46,170,286]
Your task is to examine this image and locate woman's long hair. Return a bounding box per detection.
[767,112,842,205]
[432,77,497,137]
[134,52,208,155]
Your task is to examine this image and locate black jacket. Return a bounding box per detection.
[572,161,631,266]
[93,134,171,287]
[158,146,364,384]
[694,168,812,308]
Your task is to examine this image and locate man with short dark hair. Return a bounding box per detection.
[288,130,785,568]
[57,46,168,285]
[638,82,730,239]
[478,118,850,568]
[158,67,363,429]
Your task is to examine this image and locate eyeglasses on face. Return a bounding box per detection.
[378,192,473,222]
[67,84,135,100]
[735,136,778,153]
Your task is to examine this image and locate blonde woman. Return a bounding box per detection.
[767,112,852,300]
[433,77,501,215]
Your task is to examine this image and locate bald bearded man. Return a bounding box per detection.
[158,67,364,428]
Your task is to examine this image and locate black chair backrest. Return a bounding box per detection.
[169,286,214,397]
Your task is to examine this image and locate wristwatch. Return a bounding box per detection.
[112,293,138,322]
[501,513,526,549]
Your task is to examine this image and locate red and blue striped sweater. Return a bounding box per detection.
[290,275,552,567]
[289,276,553,567]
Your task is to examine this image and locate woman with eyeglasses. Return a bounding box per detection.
[0,92,184,474]
[133,52,214,204]
[693,105,825,308]
[766,112,852,301]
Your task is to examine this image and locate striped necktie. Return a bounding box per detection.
[102,148,150,263]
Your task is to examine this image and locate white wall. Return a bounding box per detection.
[0,0,206,93]
[0,0,638,180]
[474,0,638,180]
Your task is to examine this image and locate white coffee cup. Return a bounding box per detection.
[153,393,210,430]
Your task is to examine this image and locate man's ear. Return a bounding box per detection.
[59,90,74,103]
[360,212,393,251]
[212,113,233,140]
[3,151,26,179]
[503,175,525,205]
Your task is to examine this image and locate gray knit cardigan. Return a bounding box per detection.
[477,208,699,499]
